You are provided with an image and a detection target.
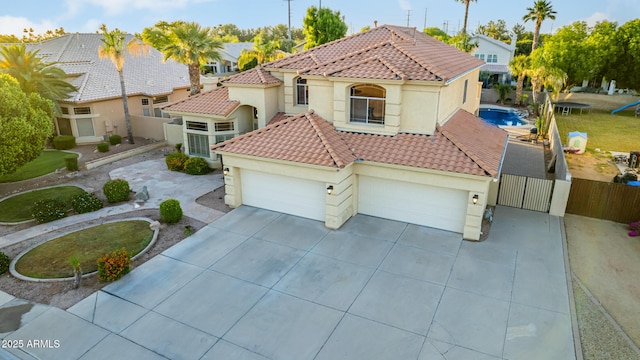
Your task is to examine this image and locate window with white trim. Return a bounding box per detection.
[349,84,385,125]
[474,53,485,61]
[153,96,168,104]
[61,107,69,115]
[214,122,234,132]
[187,133,210,157]
[74,107,91,115]
[295,77,308,105]
[76,118,95,137]
[186,121,208,131]
[486,54,498,63]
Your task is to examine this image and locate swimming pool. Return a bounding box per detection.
[478,107,528,126]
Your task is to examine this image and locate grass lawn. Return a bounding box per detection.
[555,110,640,152]
[0,150,78,183]
[0,186,85,223]
[14,220,153,279]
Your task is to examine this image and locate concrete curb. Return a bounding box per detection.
[85,142,166,170]
[560,218,583,360]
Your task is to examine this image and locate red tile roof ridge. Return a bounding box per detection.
[299,40,393,74]
[159,87,212,109]
[438,125,490,176]
[389,40,445,81]
[305,112,356,168]
[211,114,297,150]
[256,67,267,83]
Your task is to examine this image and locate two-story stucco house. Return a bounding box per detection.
[25,33,191,144]
[162,25,508,240]
[470,34,517,86]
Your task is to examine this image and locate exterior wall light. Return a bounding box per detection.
[223,167,229,176]
[326,185,334,195]
[472,194,479,204]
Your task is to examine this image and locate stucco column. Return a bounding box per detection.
[463,191,485,241]
[223,167,242,208]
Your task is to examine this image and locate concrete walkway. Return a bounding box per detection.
[0,206,575,360]
[0,159,225,249]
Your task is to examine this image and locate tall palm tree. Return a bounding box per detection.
[0,44,76,103]
[523,0,557,51]
[98,24,150,144]
[508,55,531,105]
[143,21,223,96]
[454,0,478,36]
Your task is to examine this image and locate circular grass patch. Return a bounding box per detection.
[0,186,86,223]
[14,220,154,279]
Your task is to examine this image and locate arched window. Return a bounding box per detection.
[350,84,385,125]
[296,77,308,105]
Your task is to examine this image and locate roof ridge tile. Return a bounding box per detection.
[306,113,354,168]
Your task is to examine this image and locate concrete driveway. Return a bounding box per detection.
[1,206,575,360]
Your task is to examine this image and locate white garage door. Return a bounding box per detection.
[358,176,468,233]
[241,169,326,221]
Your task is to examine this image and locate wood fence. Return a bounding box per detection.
[566,178,640,223]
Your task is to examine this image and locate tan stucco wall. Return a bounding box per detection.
[227,85,283,128]
[438,69,482,124]
[400,84,440,134]
[549,179,571,217]
[218,152,492,240]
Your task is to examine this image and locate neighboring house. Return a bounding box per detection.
[202,42,254,76]
[25,33,190,143]
[163,25,508,240]
[470,34,517,86]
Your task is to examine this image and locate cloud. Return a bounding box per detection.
[63,0,212,17]
[583,12,609,26]
[0,16,57,36]
[397,0,411,11]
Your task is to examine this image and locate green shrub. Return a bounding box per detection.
[165,152,189,172]
[64,155,78,171]
[71,192,103,214]
[175,143,183,152]
[103,179,130,203]
[160,199,183,223]
[109,134,122,145]
[97,248,130,282]
[97,142,109,153]
[183,157,211,175]
[52,135,76,150]
[0,252,10,275]
[31,198,67,223]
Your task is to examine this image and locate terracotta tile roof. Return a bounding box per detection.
[265,25,484,82]
[212,112,357,168]
[223,66,282,85]
[161,87,239,116]
[268,112,294,125]
[214,110,507,177]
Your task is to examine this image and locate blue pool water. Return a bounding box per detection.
[479,108,528,126]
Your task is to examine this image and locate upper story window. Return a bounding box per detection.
[141,98,150,106]
[153,96,168,104]
[74,107,91,115]
[486,54,498,63]
[474,53,485,61]
[463,79,468,104]
[350,84,385,125]
[214,122,234,132]
[295,77,308,105]
[186,121,208,131]
[61,107,69,115]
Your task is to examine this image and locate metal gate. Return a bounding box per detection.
[498,174,554,212]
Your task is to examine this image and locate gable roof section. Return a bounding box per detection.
[265,25,484,82]
[212,112,357,168]
[438,110,508,177]
[223,66,282,86]
[161,87,239,116]
[471,34,514,51]
[25,33,190,103]
[214,110,507,177]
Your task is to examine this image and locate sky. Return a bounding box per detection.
[0,0,638,38]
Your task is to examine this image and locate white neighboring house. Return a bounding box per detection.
[470,34,517,86]
[202,42,254,76]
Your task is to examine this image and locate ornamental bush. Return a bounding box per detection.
[183,157,211,175]
[64,155,78,171]
[109,134,122,145]
[160,199,183,223]
[0,252,10,275]
[103,179,130,203]
[97,248,130,282]
[165,152,189,172]
[97,142,109,153]
[52,135,76,150]
[71,191,103,214]
[31,198,67,223]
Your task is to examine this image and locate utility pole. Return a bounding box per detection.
[423,8,427,29]
[284,0,293,41]
[319,0,321,9]
[406,10,411,27]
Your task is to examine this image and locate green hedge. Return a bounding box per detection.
[31,198,67,223]
[97,142,109,153]
[165,153,189,172]
[103,179,130,203]
[71,192,103,214]
[0,252,10,275]
[64,155,78,171]
[160,199,183,223]
[52,135,76,150]
[183,157,211,175]
[109,134,122,145]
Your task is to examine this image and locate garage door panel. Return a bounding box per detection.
[242,170,326,221]
[358,176,467,233]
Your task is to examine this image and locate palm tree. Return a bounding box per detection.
[98,24,150,144]
[0,44,76,103]
[523,0,557,51]
[238,32,288,71]
[454,0,478,36]
[144,21,223,96]
[508,55,531,105]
